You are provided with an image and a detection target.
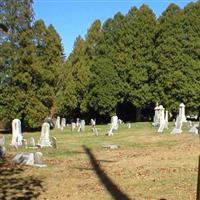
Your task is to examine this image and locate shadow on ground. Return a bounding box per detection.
[83,145,132,200]
[0,158,44,200]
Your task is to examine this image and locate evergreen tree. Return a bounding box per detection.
[152,2,200,115]
[182,1,200,113]
[63,20,102,118]
[0,0,35,126]
[126,5,156,112]
[85,15,125,116]
[33,20,65,119]
[0,1,65,128]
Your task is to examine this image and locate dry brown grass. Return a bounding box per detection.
[0,122,199,200]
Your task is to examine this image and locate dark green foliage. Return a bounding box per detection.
[0,0,200,127]
[152,2,200,114]
[0,1,64,128]
[125,5,157,109]
[84,15,125,116]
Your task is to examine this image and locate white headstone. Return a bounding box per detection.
[108,115,118,136]
[165,110,169,129]
[189,125,198,134]
[34,152,43,165]
[91,119,96,126]
[78,120,85,132]
[158,106,165,133]
[61,118,66,128]
[38,122,52,148]
[56,116,61,129]
[29,137,36,147]
[188,120,193,127]
[76,118,80,127]
[171,115,182,134]
[118,119,123,124]
[91,119,98,136]
[179,103,187,122]
[153,103,160,127]
[11,119,23,147]
[23,139,28,149]
[12,152,46,167]
[71,122,76,131]
[128,123,131,129]
[12,152,34,165]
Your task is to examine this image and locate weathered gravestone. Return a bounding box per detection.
[91,119,98,136]
[188,120,193,127]
[22,139,28,149]
[78,120,85,132]
[128,123,131,129]
[165,110,169,129]
[34,152,46,167]
[51,137,57,148]
[29,137,36,147]
[56,116,61,129]
[61,118,66,128]
[12,152,46,167]
[179,103,187,122]
[12,152,35,165]
[108,115,118,136]
[61,118,66,132]
[171,115,182,134]
[158,106,165,133]
[91,119,96,126]
[118,119,123,124]
[152,103,160,127]
[71,122,76,131]
[38,122,52,148]
[11,119,23,148]
[76,118,80,127]
[189,124,199,134]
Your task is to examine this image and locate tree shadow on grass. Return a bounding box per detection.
[0,158,44,200]
[83,145,132,200]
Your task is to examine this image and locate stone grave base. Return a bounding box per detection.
[102,144,119,149]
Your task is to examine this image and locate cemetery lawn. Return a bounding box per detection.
[1,122,199,200]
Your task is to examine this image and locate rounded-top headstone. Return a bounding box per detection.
[158,105,164,110]
[154,106,159,110]
[179,103,185,107]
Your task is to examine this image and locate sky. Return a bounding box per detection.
[33,0,196,57]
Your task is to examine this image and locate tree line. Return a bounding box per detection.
[0,0,200,128]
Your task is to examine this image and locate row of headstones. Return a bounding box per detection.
[0,134,46,166]
[153,103,199,134]
[55,117,86,132]
[0,116,128,160]
[56,116,126,136]
[11,115,123,154]
[12,119,56,148]
[4,119,58,167]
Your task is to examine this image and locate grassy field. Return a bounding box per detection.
[0,122,199,200]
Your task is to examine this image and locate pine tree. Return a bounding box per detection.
[152,2,200,115]
[0,1,65,128]
[182,1,200,113]
[0,0,35,127]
